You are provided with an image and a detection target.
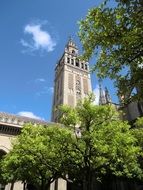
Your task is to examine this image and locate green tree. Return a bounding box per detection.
[135,117,143,128]
[0,151,7,188]
[131,117,143,148]
[59,95,143,190]
[78,0,143,105]
[1,124,74,190]
[130,117,143,176]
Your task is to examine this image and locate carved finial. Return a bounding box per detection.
[66,36,78,50]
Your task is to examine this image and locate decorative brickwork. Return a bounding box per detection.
[52,38,91,123]
[68,73,74,90]
[83,78,88,94]
[68,95,74,107]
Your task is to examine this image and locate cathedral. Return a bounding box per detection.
[0,39,142,190]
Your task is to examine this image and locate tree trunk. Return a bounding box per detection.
[45,183,50,190]
[10,182,14,190]
[40,181,50,190]
[23,182,26,190]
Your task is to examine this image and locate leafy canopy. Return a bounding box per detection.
[1,97,143,190]
[78,0,143,104]
[59,95,143,189]
[1,124,74,190]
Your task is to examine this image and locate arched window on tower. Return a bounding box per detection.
[85,64,88,70]
[81,63,84,69]
[72,50,75,54]
[76,79,81,97]
[67,57,70,64]
[71,59,74,65]
[76,59,79,67]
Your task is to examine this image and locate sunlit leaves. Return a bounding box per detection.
[78,0,143,103]
[1,124,75,189]
[59,95,143,185]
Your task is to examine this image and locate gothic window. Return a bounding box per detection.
[81,63,84,69]
[72,50,75,54]
[76,59,79,67]
[67,57,70,64]
[71,59,74,65]
[85,64,88,70]
[76,89,81,95]
[76,80,80,85]
[76,79,81,96]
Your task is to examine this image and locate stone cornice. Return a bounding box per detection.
[0,112,56,136]
[0,112,53,127]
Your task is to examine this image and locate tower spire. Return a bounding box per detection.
[105,87,112,104]
[99,79,106,105]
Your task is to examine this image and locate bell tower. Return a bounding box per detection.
[52,38,92,122]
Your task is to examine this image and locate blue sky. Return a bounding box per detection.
[0,0,117,121]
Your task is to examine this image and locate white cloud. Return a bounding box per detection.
[18,111,43,120]
[35,78,46,83]
[93,85,100,105]
[48,87,54,94]
[36,86,54,96]
[21,22,56,54]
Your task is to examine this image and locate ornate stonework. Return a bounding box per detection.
[52,39,92,122]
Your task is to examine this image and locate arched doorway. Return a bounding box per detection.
[0,149,6,190]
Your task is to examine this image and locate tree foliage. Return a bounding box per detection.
[0,151,7,186]
[135,117,143,128]
[59,95,143,190]
[1,98,143,190]
[1,124,74,190]
[78,0,143,104]
[131,117,143,147]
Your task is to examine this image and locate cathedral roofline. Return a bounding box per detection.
[0,112,55,126]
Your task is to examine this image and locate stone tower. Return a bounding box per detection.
[52,38,92,122]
